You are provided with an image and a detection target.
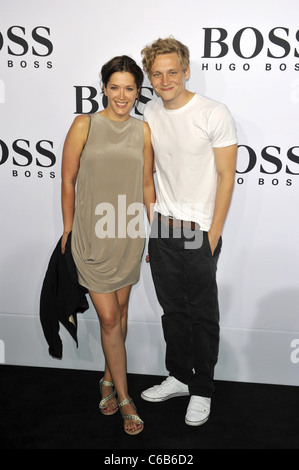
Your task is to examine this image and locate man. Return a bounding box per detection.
[140,37,238,426]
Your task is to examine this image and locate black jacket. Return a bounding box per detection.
[40,233,89,359]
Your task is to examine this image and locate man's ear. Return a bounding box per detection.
[184,66,191,80]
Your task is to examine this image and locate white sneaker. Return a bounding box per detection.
[141,376,189,402]
[185,396,211,426]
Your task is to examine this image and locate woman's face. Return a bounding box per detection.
[103,71,139,121]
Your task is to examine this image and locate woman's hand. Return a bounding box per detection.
[61,231,70,254]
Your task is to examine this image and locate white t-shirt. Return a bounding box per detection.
[144,93,238,231]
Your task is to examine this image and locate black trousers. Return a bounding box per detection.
[149,216,222,398]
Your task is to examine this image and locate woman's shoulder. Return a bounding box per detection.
[66,114,90,143]
[72,114,91,129]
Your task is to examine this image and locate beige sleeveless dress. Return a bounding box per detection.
[71,113,145,293]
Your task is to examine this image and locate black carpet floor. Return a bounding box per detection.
[0,365,299,450]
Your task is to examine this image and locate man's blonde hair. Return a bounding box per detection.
[141,37,190,75]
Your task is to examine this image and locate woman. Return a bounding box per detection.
[61,56,155,436]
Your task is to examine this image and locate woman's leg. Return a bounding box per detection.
[99,286,131,413]
[90,286,142,433]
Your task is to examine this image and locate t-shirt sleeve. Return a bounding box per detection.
[209,104,238,148]
[143,101,151,123]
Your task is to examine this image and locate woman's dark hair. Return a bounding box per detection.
[101,55,144,94]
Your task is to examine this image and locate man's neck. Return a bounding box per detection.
[163,91,195,110]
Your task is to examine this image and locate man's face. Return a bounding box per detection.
[149,52,190,109]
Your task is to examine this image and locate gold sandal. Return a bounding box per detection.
[118,397,144,436]
[99,378,118,416]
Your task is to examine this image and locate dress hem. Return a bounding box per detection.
[78,277,140,295]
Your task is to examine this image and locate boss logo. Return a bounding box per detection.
[236,145,299,187]
[202,27,299,72]
[0,139,56,178]
[73,86,154,115]
[202,27,299,59]
[0,26,53,69]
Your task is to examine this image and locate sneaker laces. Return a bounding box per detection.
[155,376,177,390]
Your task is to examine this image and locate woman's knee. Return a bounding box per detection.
[99,310,121,332]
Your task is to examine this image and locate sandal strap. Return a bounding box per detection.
[118,398,143,424]
[99,390,117,409]
[99,379,117,409]
[121,414,144,425]
[100,378,114,388]
[118,397,134,408]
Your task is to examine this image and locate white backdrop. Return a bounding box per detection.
[1,0,299,386]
